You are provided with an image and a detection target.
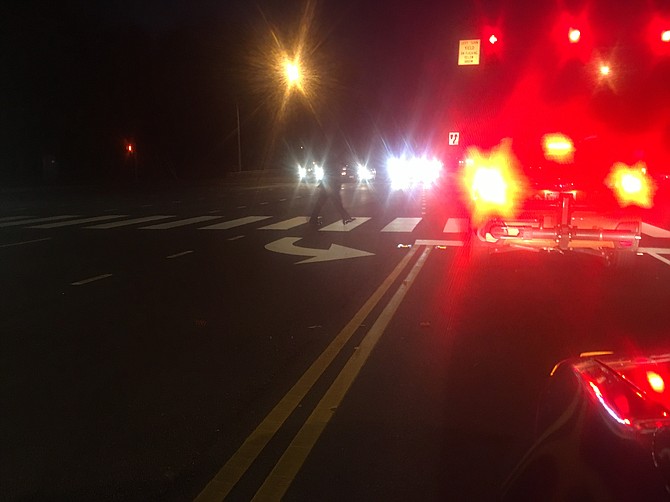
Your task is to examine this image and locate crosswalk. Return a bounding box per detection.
[1,213,669,238]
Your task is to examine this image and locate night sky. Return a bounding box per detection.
[2,0,669,182]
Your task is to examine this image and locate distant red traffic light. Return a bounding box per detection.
[568,28,581,43]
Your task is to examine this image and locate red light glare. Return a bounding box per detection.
[489,34,498,45]
[663,30,670,43]
[126,144,134,153]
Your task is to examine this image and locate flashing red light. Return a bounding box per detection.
[126,143,134,154]
[647,15,670,55]
[606,161,656,208]
[489,34,498,44]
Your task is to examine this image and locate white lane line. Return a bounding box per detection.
[259,202,269,205]
[237,206,247,209]
[141,204,153,208]
[642,222,670,238]
[0,215,79,228]
[252,246,433,500]
[86,215,175,229]
[381,217,422,233]
[279,198,287,202]
[166,250,194,259]
[415,239,464,247]
[443,217,468,233]
[227,235,245,241]
[31,215,128,229]
[0,237,52,248]
[71,274,113,286]
[259,217,308,231]
[199,216,271,230]
[140,216,222,229]
[0,215,33,223]
[319,217,370,232]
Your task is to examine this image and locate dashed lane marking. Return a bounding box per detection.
[166,250,194,259]
[71,274,113,286]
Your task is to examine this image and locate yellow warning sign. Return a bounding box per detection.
[458,39,481,66]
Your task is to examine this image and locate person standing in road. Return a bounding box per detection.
[309,159,355,226]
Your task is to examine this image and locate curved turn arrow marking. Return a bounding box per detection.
[265,237,374,264]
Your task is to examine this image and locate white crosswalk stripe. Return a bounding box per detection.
[319,217,370,232]
[3,213,670,240]
[30,215,128,229]
[381,217,422,232]
[86,215,176,229]
[140,216,222,229]
[199,216,272,230]
[258,217,309,230]
[0,215,79,228]
[443,217,468,233]
[0,215,33,223]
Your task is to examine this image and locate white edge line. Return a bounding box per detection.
[71,274,113,286]
[228,235,245,241]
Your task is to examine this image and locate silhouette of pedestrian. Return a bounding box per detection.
[309,160,355,226]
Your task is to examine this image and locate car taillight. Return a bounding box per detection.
[605,161,656,208]
[461,139,528,223]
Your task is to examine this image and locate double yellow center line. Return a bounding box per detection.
[195,244,432,501]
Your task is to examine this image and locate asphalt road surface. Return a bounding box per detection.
[2,176,670,501]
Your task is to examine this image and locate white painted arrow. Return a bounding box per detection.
[265,237,374,264]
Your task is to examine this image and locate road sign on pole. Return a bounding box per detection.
[458,39,481,65]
